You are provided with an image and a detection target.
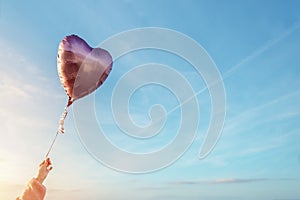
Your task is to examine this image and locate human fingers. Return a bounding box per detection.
[49,166,53,171]
[47,165,53,171]
[39,160,46,167]
[48,158,52,166]
[44,158,52,167]
[46,157,52,165]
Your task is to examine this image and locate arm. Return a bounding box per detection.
[16,158,53,200]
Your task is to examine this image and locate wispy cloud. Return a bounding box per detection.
[167,177,300,186]
[169,178,266,185]
[0,42,63,133]
[224,88,300,137]
[136,186,170,191]
[0,39,71,193]
[223,21,300,79]
[173,21,300,111]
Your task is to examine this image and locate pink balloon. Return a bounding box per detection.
[57,35,112,106]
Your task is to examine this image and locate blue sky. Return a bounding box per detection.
[0,0,300,200]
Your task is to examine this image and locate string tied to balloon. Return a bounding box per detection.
[45,98,72,158]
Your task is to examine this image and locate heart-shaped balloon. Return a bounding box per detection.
[57,35,112,106]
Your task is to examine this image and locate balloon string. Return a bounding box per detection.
[45,131,59,158]
[45,103,70,158]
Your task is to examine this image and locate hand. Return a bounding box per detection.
[36,158,53,184]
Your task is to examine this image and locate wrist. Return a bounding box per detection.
[35,176,44,184]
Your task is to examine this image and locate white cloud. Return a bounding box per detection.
[0,38,69,191]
